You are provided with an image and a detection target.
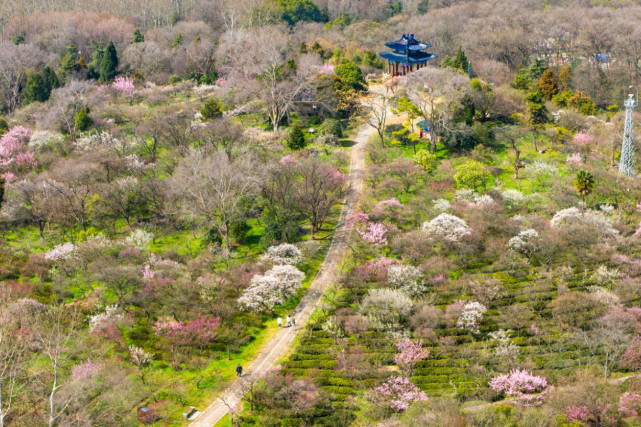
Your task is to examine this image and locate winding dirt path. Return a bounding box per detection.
[189,111,372,427]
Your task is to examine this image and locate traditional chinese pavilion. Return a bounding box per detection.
[379,34,437,77]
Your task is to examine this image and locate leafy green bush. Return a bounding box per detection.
[229,220,251,243]
[200,99,223,120]
[202,226,223,246]
[319,118,343,138]
[0,117,8,136]
[74,108,92,132]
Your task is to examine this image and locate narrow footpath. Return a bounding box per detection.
[189,111,373,427]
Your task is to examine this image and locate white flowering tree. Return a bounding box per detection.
[44,243,76,261]
[550,207,619,238]
[360,288,413,331]
[125,229,153,251]
[508,229,539,258]
[457,301,487,334]
[422,213,471,242]
[238,265,305,312]
[388,265,425,296]
[266,243,303,265]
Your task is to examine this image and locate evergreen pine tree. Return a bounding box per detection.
[99,41,118,82]
[452,46,469,72]
[42,66,60,96]
[133,29,144,43]
[574,169,594,203]
[287,126,307,150]
[558,65,571,90]
[538,69,559,99]
[59,45,80,84]
[23,73,48,104]
[0,117,8,136]
[11,34,25,45]
[299,42,307,54]
[172,33,183,48]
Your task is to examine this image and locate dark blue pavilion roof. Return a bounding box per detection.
[385,34,430,52]
[378,51,437,65]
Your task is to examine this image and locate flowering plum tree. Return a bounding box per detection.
[375,376,427,412]
[394,338,430,375]
[0,126,36,172]
[44,243,76,261]
[125,229,153,251]
[388,265,424,296]
[489,368,549,406]
[619,392,641,418]
[357,222,388,246]
[238,265,305,312]
[129,345,153,384]
[565,405,590,423]
[422,213,471,242]
[508,229,539,258]
[354,257,393,282]
[154,315,221,351]
[457,301,487,334]
[267,243,303,265]
[566,152,583,169]
[112,76,135,94]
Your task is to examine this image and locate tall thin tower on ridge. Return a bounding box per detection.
[620,87,638,177]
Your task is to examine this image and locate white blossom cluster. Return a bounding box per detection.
[488,329,521,358]
[28,131,64,150]
[508,229,540,257]
[590,265,619,287]
[266,243,303,265]
[589,287,620,307]
[75,131,126,151]
[237,265,305,312]
[524,161,559,180]
[473,194,495,207]
[422,213,472,242]
[360,288,413,331]
[432,198,451,212]
[454,188,476,201]
[550,207,619,238]
[89,305,122,332]
[125,154,145,172]
[388,265,425,296]
[457,301,487,334]
[44,242,77,261]
[125,229,153,251]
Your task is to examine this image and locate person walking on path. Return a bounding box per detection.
[291,316,296,330]
[235,364,243,377]
[286,315,291,327]
[277,317,283,328]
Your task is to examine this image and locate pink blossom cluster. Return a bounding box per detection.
[637,201,641,213]
[566,152,583,168]
[142,265,154,280]
[154,315,221,347]
[489,369,549,406]
[354,257,394,282]
[394,338,430,374]
[72,359,101,380]
[215,76,227,86]
[318,63,335,75]
[376,376,427,412]
[112,76,135,94]
[565,405,590,423]
[0,126,36,170]
[349,211,370,225]
[280,154,299,166]
[619,392,641,418]
[430,275,446,284]
[1,171,16,184]
[574,133,595,146]
[375,198,403,209]
[358,222,388,246]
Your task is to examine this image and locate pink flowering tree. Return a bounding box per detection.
[489,369,550,406]
[375,376,428,412]
[565,405,590,423]
[349,211,370,226]
[574,132,595,162]
[358,222,388,246]
[372,198,407,221]
[619,392,641,418]
[154,315,221,358]
[318,63,335,75]
[566,152,583,169]
[394,338,430,376]
[112,76,135,94]
[354,257,393,282]
[0,126,36,174]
